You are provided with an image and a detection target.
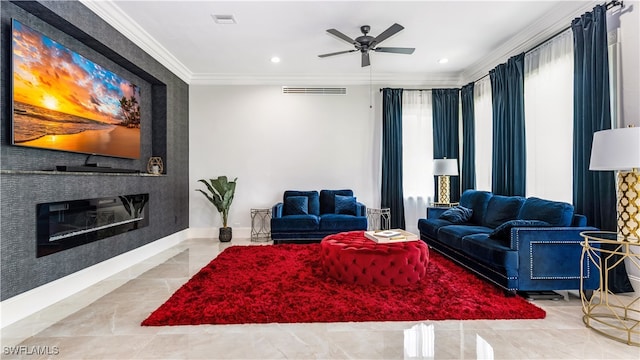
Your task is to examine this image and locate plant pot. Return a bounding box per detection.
[219,227,232,242]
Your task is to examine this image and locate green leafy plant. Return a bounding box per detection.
[196,176,237,227]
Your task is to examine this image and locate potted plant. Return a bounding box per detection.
[196,176,237,242]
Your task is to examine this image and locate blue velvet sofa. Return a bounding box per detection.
[271,190,367,244]
[418,190,600,292]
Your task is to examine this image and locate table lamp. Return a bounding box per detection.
[433,158,459,204]
[589,126,640,242]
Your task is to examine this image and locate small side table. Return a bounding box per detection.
[580,231,639,346]
[250,208,272,242]
[367,208,390,231]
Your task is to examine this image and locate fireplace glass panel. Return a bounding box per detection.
[36,194,149,257]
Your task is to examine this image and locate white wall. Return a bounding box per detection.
[617,2,640,290]
[189,85,382,233]
[618,1,639,128]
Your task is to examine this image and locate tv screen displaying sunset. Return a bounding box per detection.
[11,19,141,159]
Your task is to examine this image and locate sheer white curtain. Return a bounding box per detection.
[608,29,621,128]
[524,30,574,203]
[402,90,433,234]
[473,77,493,191]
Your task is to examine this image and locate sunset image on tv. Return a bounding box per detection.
[11,19,141,159]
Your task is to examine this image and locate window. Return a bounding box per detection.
[473,77,493,191]
[524,30,574,203]
[402,91,433,234]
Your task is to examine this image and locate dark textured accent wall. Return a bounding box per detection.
[0,1,189,300]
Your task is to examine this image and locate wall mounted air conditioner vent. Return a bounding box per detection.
[282,87,347,95]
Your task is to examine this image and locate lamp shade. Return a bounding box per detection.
[433,158,459,176]
[589,127,640,171]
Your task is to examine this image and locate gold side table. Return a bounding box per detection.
[580,231,639,346]
[367,208,390,231]
[250,208,271,242]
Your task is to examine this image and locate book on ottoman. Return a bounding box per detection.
[365,229,419,243]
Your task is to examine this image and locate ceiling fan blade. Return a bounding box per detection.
[361,52,370,67]
[318,49,357,58]
[374,23,404,44]
[374,47,415,54]
[327,28,357,45]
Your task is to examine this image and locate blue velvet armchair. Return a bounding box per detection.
[271,189,367,244]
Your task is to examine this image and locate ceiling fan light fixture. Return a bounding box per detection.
[318,23,414,67]
[211,14,236,24]
[270,56,281,63]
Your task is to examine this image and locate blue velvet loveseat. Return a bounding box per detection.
[418,190,600,293]
[271,190,367,244]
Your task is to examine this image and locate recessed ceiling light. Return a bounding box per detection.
[211,14,236,24]
[438,58,449,64]
[271,56,281,63]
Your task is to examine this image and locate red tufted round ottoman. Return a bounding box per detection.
[320,231,429,286]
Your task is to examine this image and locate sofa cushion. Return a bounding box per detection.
[335,195,356,215]
[320,190,353,215]
[489,219,552,242]
[271,214,320,232]
[459,190,492,225]
[283,196,308,215]
[319,214,367,231]
[437,225,494,250]
[439,206,473,224]
[517,197,574,226]
[482,195,525,228]
[284,191,320,216]
[418,218,453,239]
[460,234,519,278]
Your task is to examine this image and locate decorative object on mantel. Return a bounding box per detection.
[590,126,640,242]
[196,176,237,242]
[147,157,164,175]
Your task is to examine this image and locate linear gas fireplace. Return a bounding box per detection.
[36,194,149,257]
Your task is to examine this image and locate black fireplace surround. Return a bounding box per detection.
[36,194,149,257]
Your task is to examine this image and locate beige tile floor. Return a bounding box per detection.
[2,237,639,359]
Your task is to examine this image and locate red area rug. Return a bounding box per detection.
[142,243,545,326]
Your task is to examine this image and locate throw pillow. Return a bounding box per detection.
[334,195,357,215]
[284,196,309,215]
[439,206,473,224]
[489,219,551,241]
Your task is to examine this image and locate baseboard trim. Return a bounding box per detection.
[0,229,189,329]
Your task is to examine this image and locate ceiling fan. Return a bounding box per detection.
[318,23,415,67]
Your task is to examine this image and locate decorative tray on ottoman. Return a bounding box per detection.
[364,229,419,243]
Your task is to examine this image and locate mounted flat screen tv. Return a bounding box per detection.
[11,19,141,159]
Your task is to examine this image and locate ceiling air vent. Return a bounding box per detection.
[211,14,236,24]
[282,87,347,95]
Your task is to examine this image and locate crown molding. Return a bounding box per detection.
[81,1,595,87]
[80,0,460,87]
[461,0,598,84]
[79,0,192,83]
[189,72,463,87]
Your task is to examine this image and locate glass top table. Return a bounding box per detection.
[579,231,640,346]
[581,230,629,242]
